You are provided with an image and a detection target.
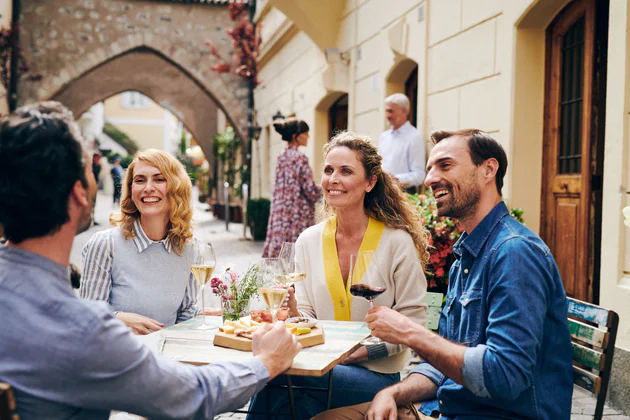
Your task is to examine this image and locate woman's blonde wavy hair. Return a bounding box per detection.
[322,131,430,270]
[109,149,193,255]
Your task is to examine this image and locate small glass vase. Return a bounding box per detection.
[221,299,249,323]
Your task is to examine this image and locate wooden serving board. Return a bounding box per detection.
[213,326,325,352]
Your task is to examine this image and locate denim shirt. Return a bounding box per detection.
[411,202,573,419]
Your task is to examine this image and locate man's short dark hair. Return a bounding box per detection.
[431,129,508,196]
[0,101,86,243]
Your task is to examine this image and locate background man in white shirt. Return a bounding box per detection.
[378,93,426,192]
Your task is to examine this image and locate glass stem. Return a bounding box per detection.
[201,285,206,327]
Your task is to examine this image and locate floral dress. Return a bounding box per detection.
[262,146,322,257]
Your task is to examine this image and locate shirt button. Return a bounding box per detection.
[439,400,443,405]
[464,269,469,274]
[340,300,345,307]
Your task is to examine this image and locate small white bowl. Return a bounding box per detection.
[286,317,318,328]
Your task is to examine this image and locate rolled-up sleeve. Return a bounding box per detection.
[468,238,552,401]
[80,230,114,302]
[409,360,445,387]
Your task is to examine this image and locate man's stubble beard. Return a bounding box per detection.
[437,171,481,221]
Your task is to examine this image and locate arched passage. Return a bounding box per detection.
[51,47,238,165]
[385,58,419,127]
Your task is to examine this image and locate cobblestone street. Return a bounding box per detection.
[74,191,629,420]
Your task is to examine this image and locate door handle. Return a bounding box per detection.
[560,182,569,190]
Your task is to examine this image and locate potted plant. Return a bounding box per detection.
[247,198,271,241]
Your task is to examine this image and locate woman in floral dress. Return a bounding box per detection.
[262,118,322,257]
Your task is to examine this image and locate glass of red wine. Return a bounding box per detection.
[349,250,387,346]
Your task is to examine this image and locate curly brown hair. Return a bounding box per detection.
[109,149,193,255]
[322,131,430,270]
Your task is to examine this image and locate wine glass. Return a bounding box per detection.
[348,250,387,345]
[278,242,306,286]
[188,241,218,330]
[257,258,288,322]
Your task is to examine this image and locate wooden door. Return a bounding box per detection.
[405,66,418,128]
[329,94,348,139]
[542,0,607,302]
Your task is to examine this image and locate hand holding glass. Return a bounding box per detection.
[278,242,306,286]
[349,250,387,345]
[188,241,217,330]
[257,258,287,322]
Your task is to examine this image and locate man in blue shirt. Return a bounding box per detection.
[0,102,302,419]
[316,129,573,419]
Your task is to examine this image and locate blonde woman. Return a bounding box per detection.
[81,149,202,335]
[247,131,429,419]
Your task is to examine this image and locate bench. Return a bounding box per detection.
[0,382,19,420]
[567,297,619,420]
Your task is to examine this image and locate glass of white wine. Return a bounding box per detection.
[189,241,217,330]
[257,258,288,322]
[278,242,306,287]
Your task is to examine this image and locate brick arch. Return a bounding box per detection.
[52,46,233,164]
[18,0,250,151]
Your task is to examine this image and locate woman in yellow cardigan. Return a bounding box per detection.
[247,131,430,419]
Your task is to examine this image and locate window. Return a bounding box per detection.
[120,91,152,110]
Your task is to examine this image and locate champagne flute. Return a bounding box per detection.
[257,258,287,322]
[348,250,387,345]
[278,242,306,286]
[189,241,218,330]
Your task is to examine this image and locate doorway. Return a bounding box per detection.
[541,0,608,302]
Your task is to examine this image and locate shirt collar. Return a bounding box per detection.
[132,218,172,254]
[453,202,510,258]
[390,120,411,134]
[0,244,72,288]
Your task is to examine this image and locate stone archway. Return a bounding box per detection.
[17,0,251,156]
[52,47,223,165]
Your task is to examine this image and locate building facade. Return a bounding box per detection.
[253,0,630,412]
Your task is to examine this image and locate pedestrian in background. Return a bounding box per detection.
[91,152,102,225]
[378,93,425,193]
[111,155,124,206]
[262,118,321,258]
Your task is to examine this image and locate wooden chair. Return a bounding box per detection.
[567,297,619,420]
[424,292,444,332]
[0,382,19,420]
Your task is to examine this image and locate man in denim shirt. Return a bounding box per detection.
[316,129,573,419]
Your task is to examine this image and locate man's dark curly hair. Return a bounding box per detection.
[0,101,87,243]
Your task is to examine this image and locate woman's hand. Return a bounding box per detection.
[116,312,164,335]
[341,345,369,365]
[284,286,300,318]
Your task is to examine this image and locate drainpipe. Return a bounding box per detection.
[244,0,257,239]
[8,0,21,112]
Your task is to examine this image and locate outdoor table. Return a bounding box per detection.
[139,316,372,419]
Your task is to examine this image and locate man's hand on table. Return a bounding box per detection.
[365,306,421,346]
[252,321,302,380]
[116,312,164,335]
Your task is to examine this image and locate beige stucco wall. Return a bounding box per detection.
[256,0,630,350]
[103,94,177,153]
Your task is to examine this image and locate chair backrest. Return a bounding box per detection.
[424,292,444,331]
[0,382,19,420]
[567,297,619,420]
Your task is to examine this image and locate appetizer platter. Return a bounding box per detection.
[213,310,325,351]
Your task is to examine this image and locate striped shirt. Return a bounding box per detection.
[80,219,199,325]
